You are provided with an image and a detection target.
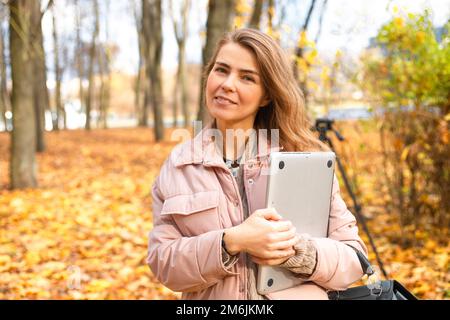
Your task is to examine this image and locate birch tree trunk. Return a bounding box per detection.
[98,2,111,129]
[0,11,9,131]
[85,0,99,130]
[98,45,111,129]
[75,0,84,121]
[52,6,65,130]
[169,0,191,128]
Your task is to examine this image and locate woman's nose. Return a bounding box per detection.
[221,74,236,92]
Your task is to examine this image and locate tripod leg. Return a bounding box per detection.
[328,139,388,278]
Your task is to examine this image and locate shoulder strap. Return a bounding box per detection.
[346,244,375,276]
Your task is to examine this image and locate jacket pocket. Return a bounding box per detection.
[161,190,221,237]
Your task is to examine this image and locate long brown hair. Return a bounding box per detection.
[203,28,329,152]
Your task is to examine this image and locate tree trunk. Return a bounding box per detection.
[135,58,145,125]
[75,0,84,122]
[52,7,64,130]
[0,17,9,131]
[170,0,191,128]
[98,2,111,129]
[180,42,189,128]
[196,0,236,124]
[9,0,38,189]
[314,0,328,44]
[267,0,274,33]
[293,0,317,110]
[141,81,150,127]
[98,44,111,129]
[133,1,146,125]
[248,0,263,29]
[85,0,99,130]
[172,67,179,127]
[98,49,105,128]
[31,0,49,152]
[142,0,164,141]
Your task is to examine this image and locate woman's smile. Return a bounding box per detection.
[214,95,238,106]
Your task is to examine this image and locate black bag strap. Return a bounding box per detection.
[329,245,419,300]
[346,244,375,276]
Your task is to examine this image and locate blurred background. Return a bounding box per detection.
[0,0,448,299]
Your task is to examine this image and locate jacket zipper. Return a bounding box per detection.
[224,166,248,300]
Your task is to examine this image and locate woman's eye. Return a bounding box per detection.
[215,67,227,73]
[243,75,255,82]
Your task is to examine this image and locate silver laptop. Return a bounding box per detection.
[256,152,335,295]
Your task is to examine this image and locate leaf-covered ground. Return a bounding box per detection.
[0,125,448,299]
[0,128,180,299]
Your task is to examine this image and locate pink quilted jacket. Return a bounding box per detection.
[147,124,368,299]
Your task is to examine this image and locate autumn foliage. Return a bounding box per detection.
[0,125,448,299]
[358,12,450,236]
[0,128,180,299]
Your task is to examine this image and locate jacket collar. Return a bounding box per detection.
[173,120,281,168]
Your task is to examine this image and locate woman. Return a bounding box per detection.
[147,28,367,300]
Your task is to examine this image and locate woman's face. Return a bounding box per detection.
[206,42,269,131]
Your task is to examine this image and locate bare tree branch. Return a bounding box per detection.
[314,0,328,44]
[40,0,54,21]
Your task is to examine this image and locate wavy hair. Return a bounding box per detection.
[203,28,329,152]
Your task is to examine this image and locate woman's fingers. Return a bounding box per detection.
[268,227,297,242]
[251,256,269,265]
[269,220,293,232]
[251,252,294,266]
[252,256,275,265]
[264,248,295,260]
[254,208,282,221]
[250,243,295,259]
[269,235,299,250]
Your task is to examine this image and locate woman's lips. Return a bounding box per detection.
[214,96,237,105]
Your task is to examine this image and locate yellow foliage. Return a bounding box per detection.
[0,127,447,300]
[86,279,112,292]
[25,251,41,266]
[394,17,404,28]
[320,66,331,83]
[434,253,448,269]
[444,113,450,121]
[306,79,319,91]
[233,16,245,29]
[400,146,410,161]
[296,57,309,79]
[235,0,252,14]
[267,5,275,18]
[0,128,179,300]
[416,31,426,44]
[0,255,12,272]
[304,49,318,65]
[298,31,308,48]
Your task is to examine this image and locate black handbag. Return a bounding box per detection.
[327,247,418,300]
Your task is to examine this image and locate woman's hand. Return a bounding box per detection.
[250,256,290,266]
[223,208,298,260]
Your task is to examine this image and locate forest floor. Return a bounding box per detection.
[0,123,448,299]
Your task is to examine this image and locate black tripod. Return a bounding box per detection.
[314,118,388,278]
